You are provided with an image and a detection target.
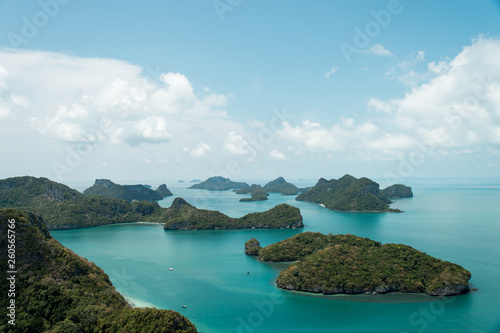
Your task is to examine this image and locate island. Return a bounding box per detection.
[162,198,303,230]
[0,209,197,332]
[83,179,165,202]
[247,232,471,296]
[188,176,249,191]
[263,177,299,195]
[156,184,174,197]
[295,174,412,212]
[236,184,269,202]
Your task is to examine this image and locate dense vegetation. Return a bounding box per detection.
[244,238,262,256]
[295,174,411,212]
[238,185,269,202]
[380,184,413,199]
[253,232,471,296]
[83,179,164,202]
[156,184,173,197]
[0,176,166,229]
[188,176,249,191]
[0,209,197,333]
[263,177,299,195]
[163,198,303,230]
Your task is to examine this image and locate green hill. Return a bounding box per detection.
[237,185,269,202]
[263,177,299,195]
[188,176,249,191]
[251,232,470,296]
[156,184,173,197]
[0,209,197,333]
[162,198,303,230]
[380,184,413,199]
[295,174,411,212]
[83,179,163,201]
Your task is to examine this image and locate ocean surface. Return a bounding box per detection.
[52,178,500,333]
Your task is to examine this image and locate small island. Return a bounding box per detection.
[188,176,249,191]
[162,198,303,230]
[296,174,413,212]
[237,184,269,202]
[83,179,169,202]
[263,177,299,195]
[248,232,471,296]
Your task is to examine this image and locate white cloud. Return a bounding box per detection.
[0,49,233,145]
[365,44,393,56]
[325,67,339,79]
[224,131,250,155]
[189,142,212,157]
[269,150,288,160]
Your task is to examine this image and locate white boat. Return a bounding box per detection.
[169,267,174,271]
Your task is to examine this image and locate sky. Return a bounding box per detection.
[1,0,500,187]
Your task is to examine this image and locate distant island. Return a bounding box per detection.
[247,232,471,297]
[83,179,173,201]
[189,179,201,183]
[263,177,299,195]
[296,174,412,212]
[0,209,197,332]
[162,198,303,230]
[188,176,249,190]
[237,184,269,202]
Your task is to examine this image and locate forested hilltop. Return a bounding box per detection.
[83,179,173,201]
[0,209,197,333]
[163,198,303,230]
[296,174,412,212]
[248,232,470,297]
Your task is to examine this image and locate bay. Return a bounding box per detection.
[52,178,500,332]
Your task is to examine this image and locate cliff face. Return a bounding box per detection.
[0,209,197,332]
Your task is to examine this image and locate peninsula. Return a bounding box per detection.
[296,174,412,212]
[0,209,197,332]
[249,232,470,296]
[162,198,303,230]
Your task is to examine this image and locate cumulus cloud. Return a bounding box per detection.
[0,49,233,145]
[269,150,288,160]
[365,44,393,56]
[224,131,250,155]
[188,142,212,157]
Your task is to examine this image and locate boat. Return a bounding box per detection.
[169,267,174,271]
[182,305,187,308]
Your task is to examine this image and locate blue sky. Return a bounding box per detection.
[1,0,500,186]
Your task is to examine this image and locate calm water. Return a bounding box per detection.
[52,179,500,333]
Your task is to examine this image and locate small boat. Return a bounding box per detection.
[169,268,174,271]
[182,305,187,308]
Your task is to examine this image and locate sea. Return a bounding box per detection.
[51,178,500,333]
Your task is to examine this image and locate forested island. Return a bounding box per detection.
[263,177,300,195]
[0,209,197,333]
[236,185,269,202]
[247,232,470,296]
[163,198,303,230]
[83,179,172,201]
[296,174,412,212]
[188,176,249,191]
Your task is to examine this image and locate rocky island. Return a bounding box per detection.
[0,209,197,332]
[296,174,412,212]
[83,179,172,201]
[263,177,299,195]
[188,176,249,191]
[248,232,470,296]
[162,198,303,230]
[237,184,269,202]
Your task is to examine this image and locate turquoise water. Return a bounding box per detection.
[52,179,500,333]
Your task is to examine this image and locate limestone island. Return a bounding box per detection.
[163,198,303,230]
[263,177,300,195]
[296,174,413,212]
[188,176,249,191]
[0,209,197,332]
[83,179,173,201]
[236,184,269,202]
[246,232,470,297]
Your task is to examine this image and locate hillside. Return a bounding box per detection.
[263,177,299,195]
[156,184,174,197]
[83,179,164,201]
[0,209,197,333]
[295,174,411,212]
[251,232,471,296]
[188,176,249,190]
[0,176,164,230]
[237,185,269,202]
[162,198,303,230]
[380,184,413,199]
